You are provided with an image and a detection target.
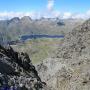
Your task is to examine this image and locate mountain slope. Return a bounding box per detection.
[36,19,90,90]
[0,45,47,90]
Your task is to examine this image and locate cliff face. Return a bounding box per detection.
[36,19,90,90]
[0,45,46,90]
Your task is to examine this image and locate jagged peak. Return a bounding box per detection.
[7,17,20,24]
[21,16,32,21]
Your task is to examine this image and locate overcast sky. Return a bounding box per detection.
[0,0,90,19]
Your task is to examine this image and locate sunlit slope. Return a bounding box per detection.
[12,38,64,64]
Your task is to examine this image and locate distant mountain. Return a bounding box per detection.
[0,16,84,43]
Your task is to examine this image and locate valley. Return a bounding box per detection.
[0,0,89,90]
[0,17,89,90]
[12,38,64,64]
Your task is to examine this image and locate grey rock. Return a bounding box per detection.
[36,19,90,90]
[0,45,46,90]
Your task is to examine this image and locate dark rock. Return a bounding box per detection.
[0,44,46,90]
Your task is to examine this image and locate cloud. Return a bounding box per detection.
[63,12,72,19]
[62,11,90,19]
[47,0,54,12]
[0,11,39,20]
[72,13,86,19]
[86,10,90,15]
[46,0,61,18]
[0,0,90,20]
[0,10,90,20]
[52,11,61,17]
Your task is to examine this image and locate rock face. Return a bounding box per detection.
[36,19,90,90]
[0,45,46,90]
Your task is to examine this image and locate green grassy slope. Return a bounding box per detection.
[12,38,64,64]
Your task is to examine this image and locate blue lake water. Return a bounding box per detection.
[21,35,64,41]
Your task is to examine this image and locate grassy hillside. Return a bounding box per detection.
[12,38,64,64]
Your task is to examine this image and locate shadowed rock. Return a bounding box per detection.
[0,44,46,90]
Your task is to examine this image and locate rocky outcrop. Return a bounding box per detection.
[36,19,90,90]
[0,45,46,90]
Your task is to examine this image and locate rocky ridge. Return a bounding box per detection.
[36,19,90,90]
[0,45,47,90]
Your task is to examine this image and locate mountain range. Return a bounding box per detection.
[0,16,90,90]
[0,16,84,43]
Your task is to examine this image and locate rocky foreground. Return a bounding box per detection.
[0,45,47,90]
[36,19,90,90]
